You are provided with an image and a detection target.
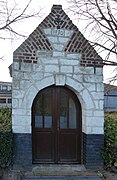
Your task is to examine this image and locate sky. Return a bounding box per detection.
[0,0,116,84]
[0,0,68,82]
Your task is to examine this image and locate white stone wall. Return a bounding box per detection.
[12,28,104,135]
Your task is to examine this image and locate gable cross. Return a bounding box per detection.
[55,15,63,29]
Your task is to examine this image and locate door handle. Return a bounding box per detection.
[57,119,59,130]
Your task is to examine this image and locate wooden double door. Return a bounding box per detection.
[32,86,81,164]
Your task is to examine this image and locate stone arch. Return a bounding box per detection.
[21,76,55,109]
[21,75,95,133]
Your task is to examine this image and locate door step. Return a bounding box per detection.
[21,165,103,180]
[31,165,86,176]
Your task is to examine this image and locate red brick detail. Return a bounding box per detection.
[14,27,53,64]
[39,5,77,30]
[13,5,78,64]
[65,30,103,67]
[13,5,103,67]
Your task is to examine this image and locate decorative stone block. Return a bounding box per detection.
[12,89,24,99]
[58,37,69,44]
[52,43,65,51]
[20,80,31,90]
[12,109,30,116]
[12,125,31,133]
[74,66,83,74]
[36,50,52,57]
[35,76,55,92]
[93,110,104,117]
[12,99,19,109]
[55,74,66,86]
[30,72,43,81]
[51,29,65,36]
[91,127,104,134]
[94,100,99,109]
[45,65,59,73]
[13,62,19,70]
[83,74,103,83]
[81,89,94,109]
[85,116,104,127]
[43,28,52,35]
[21,86,38,109]
[96,68,103,75]
[40,58,58,65]
[66,77,84,92]
[92,92,104,100]
[61,66,73,73]
[83,83,96,92]
[53,51,65,57]
[21,62,32,72]
[12,80,20,90]
[96,83,104,92]
[99,100,104,110]
[65,30,74,37]
[47,36,58,43]
[73,74,83,82]
[66,53,81,60]
[12,115,31,126]
[60,59,79,66]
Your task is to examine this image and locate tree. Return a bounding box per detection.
[67,0,117,82]
[0,0,41,40]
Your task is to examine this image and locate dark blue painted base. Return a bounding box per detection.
[83,133,104,169]
[13,133,104,170]
[13,133,32,170]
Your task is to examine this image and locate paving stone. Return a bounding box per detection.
[21,176,66,180]
[21,176,102,180]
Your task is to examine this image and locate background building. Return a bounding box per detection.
[104,83,117,112]
[0,81,12,108]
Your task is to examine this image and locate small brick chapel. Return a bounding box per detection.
[12,5,104,170]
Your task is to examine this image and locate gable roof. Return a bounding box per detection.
[13,5,103,67]
[104,83,117,95]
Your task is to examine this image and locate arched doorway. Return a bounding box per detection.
[32,86,82,164]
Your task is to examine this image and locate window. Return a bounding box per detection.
[2,85,7,90]
[8,86,12,91]
[8,99,12,103]
[0,98,6,103]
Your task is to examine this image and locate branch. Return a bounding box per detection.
[0,0,42,37]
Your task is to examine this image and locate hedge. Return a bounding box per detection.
[103,113,117,171]
[0,108,12,168]
[0,108,117,170]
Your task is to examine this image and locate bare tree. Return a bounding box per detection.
[67,0,117,71]
[0,0,42,40]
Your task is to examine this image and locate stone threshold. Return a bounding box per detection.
[21,176,102,180]
[31,164,86,176]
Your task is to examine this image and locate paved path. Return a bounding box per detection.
[21,176,102,180]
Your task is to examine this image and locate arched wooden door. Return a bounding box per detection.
[32,86,82,164]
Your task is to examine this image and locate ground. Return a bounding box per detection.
[0,168,117,180]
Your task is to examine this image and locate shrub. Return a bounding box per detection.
[0,108,12,168]
[103,113,117,170]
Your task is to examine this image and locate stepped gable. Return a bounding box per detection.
[13,5,103,67]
